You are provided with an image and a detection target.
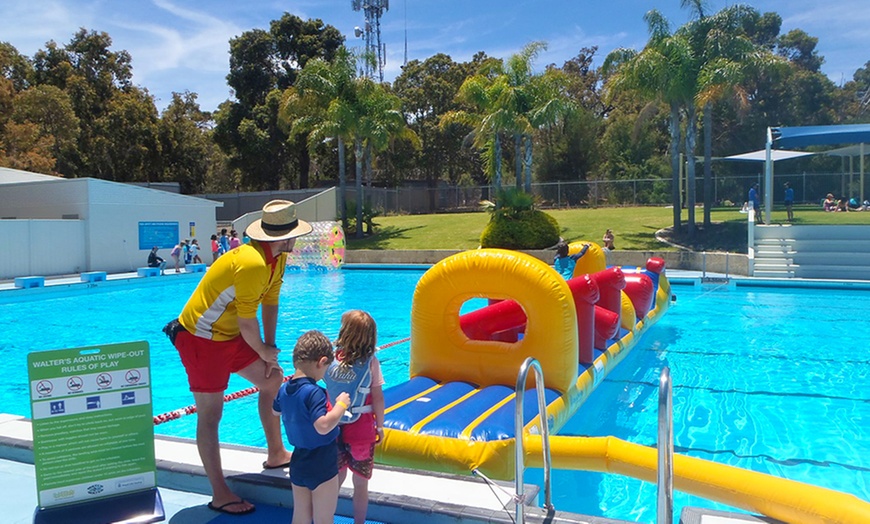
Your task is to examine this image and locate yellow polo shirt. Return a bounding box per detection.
[179,241,287,341]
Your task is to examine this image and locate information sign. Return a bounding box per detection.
[27,342,156,509]
[138,221,178,250]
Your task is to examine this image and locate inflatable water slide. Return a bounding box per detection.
[375,245,870,524]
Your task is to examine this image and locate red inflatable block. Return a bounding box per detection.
[593,305,620,350]
[623,273,654,319]
[646,257,666,274]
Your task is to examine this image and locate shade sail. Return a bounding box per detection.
[773,124,870,148]
[824,144,869,157]
[721,149,814,162]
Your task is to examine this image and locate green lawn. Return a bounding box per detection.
[346,204,870,252]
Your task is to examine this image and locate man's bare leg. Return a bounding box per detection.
[238,360,292,467]
[194,391,254,512]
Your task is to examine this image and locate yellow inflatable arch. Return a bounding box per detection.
[410,248,578,392]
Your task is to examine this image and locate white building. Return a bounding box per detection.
[0,167,221,279]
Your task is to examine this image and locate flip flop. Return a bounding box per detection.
[207,500,255,515]
[262,460,291,470]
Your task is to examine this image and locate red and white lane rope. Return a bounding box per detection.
[153,336,410,426]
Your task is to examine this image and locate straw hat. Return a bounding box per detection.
[245,200,312,242]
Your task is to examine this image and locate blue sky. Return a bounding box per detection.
[2,1,868,113]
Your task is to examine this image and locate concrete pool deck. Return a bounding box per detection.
[1,413,629,524]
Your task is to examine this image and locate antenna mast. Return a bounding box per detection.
[352,0,389,82]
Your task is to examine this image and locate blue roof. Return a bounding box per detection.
[773,124,870,148]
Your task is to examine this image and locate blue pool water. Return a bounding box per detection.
[2,272,869,522]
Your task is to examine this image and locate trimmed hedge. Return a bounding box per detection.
[480,209,560,249]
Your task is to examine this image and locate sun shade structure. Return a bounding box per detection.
[721,150,814,162]
[764,125,870,222]
[772,124,870,148]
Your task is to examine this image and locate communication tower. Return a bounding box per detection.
[352,0,389,82]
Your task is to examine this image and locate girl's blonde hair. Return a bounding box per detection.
[335,310,377,366]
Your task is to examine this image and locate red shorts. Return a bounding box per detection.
[337,413,377,479]
[175,330,260,393]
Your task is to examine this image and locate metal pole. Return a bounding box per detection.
[515,357,553,524]
[764,128,773,224]
[861,143,866,204]
[657,367,674,524]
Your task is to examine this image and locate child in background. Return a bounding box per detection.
[230,229,242,249]
[553,241,589,280]
[602,229,616,250]
[210,234,220,263]
[273,330,350,524]
[325,310,386,524]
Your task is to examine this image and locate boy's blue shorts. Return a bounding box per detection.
[289,440,339,490]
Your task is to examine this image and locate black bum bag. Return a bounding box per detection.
[162,318,185,346]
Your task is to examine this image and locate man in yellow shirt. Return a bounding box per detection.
[170,200,312,515]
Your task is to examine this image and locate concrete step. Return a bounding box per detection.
[755,251,795,257]
[789,240,870,254]
[753,263,796,272]
[794,265,870,279]
[753,269,796,278]
[756,238,796,244]
[792,253,870,265]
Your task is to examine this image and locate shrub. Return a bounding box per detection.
[479,188,560,249]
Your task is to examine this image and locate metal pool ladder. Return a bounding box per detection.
[658,367,674,524]
[514,357,553,524]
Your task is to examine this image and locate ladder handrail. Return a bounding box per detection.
[514,357,553,524]
[657,366,674,524]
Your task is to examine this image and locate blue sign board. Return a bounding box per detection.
[138,222,178,250]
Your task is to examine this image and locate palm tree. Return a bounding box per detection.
[442,63,513,195]
[524,67,577,192]
[679,3,782,226]
[357,83,420,231]
[444,42,574,200]
[604,10,696,235]
[281,47,358,229]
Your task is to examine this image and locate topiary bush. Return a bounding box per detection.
[479,188,560,249]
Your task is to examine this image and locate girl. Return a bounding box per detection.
[210,234,220,263]
[325,310,385,524]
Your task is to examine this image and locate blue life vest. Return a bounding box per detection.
[326,354,373,424]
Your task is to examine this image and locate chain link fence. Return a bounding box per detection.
[353,171,866,215]
[201,171,867,220]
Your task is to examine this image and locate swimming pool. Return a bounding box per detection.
[3,272,868,522]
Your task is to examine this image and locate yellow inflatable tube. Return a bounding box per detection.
[524,435,870,524]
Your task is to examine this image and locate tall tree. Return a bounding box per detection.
[282,47,358,228]
[218,14,343,190]
[604,10,696,235]
[158,91,214,193]
[12,85,80,174]
[30,29,135,178]
[680,3,782,226]
[392,53,477,208]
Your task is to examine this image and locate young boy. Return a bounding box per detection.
[554,241,590,280]
[273,330,351,524]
